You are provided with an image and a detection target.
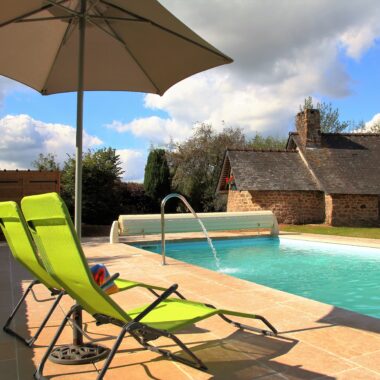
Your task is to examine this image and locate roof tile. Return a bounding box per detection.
[290,134,380,194]
[227,150,320,191]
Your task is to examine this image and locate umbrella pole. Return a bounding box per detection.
[73,0,86,349]
[74,0,85,241]
[48,0,109,365]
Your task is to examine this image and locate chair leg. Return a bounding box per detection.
[26,291,65,346]
[34,305,76,380]
[202,302,277,336]
[4,280,64,347]
[96,327,127,380]
[3,279,46,346]
[218,312,277,336]
[147,287,186,300]
[130,325,207,371]
[167,330,207,370]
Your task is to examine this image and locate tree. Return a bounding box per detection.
[143,149,171,210]
[119,182,156,214]
[167,124,248,212]
[167,124,288,212]
[60,148,124,224]
[248,133,287,150]
[300,96,349,133]
[32,153,60,171]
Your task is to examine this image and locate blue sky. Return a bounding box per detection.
[1,0,380,181]
[332,44,380,123]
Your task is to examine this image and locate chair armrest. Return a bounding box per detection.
[100,272,120,290]
[133,283,178,322]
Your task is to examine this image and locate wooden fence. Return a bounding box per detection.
[0,170,60,204]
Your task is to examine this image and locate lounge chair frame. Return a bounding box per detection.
[0,201,186,349]
[3,279,63,347]
[35,284,277,380]
[2,272,185,349]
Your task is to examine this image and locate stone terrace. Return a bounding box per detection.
[1,235,380,379]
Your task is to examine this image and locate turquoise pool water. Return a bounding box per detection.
[133,237,380,319]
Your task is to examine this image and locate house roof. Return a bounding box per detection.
[224,150,320,191]
[288,133,380,195]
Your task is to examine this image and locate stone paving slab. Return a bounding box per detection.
[0,235,380,380]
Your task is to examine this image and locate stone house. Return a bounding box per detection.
[217,109,380,226]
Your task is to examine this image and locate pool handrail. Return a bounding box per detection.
[160,193,214,265]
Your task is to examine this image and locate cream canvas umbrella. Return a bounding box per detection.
[0,0,232,364]
[0,0,232,238]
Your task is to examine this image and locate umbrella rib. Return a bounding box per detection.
[90,15,146,22]
[87,13,161,94]
[99,0,232,63]
[44,0,80,17]
[41,17,77,94]
[61,16,78,45]
[0,0,68,28]
[16,16,74,23]
[87,0,102,14]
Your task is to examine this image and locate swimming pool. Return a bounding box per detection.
[133,237,380,319]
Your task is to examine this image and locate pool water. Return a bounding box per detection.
[133,237,380,319]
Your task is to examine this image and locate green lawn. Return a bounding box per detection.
[280,224,380,239]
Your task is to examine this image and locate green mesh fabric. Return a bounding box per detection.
[113,278,142,291]
[129,298,218,331]
[0,201,61,290]
[21,193,129,323]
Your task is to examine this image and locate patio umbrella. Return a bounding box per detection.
[0,0,232,365]
[0,0,232,238]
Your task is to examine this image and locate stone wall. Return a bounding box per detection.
[227,190,325,224]
[226,190,380,226]
[325,194,379,226]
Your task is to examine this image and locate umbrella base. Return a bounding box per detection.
[48,343,110,365]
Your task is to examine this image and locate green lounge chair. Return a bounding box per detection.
[0,201,178,347]
[21,193,277,379]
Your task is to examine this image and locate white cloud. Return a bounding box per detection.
[0,160,19,170]
[0,114,102,169]
[366,113,380,128]
[354,113,380,132]
[161,0,380,77]
[116,149,147,182]
[108,0,380,142]
[0,114,146,182]
[107,116,191,144]
[340,24,380,60]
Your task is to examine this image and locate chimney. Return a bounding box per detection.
[296,109,321,148]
